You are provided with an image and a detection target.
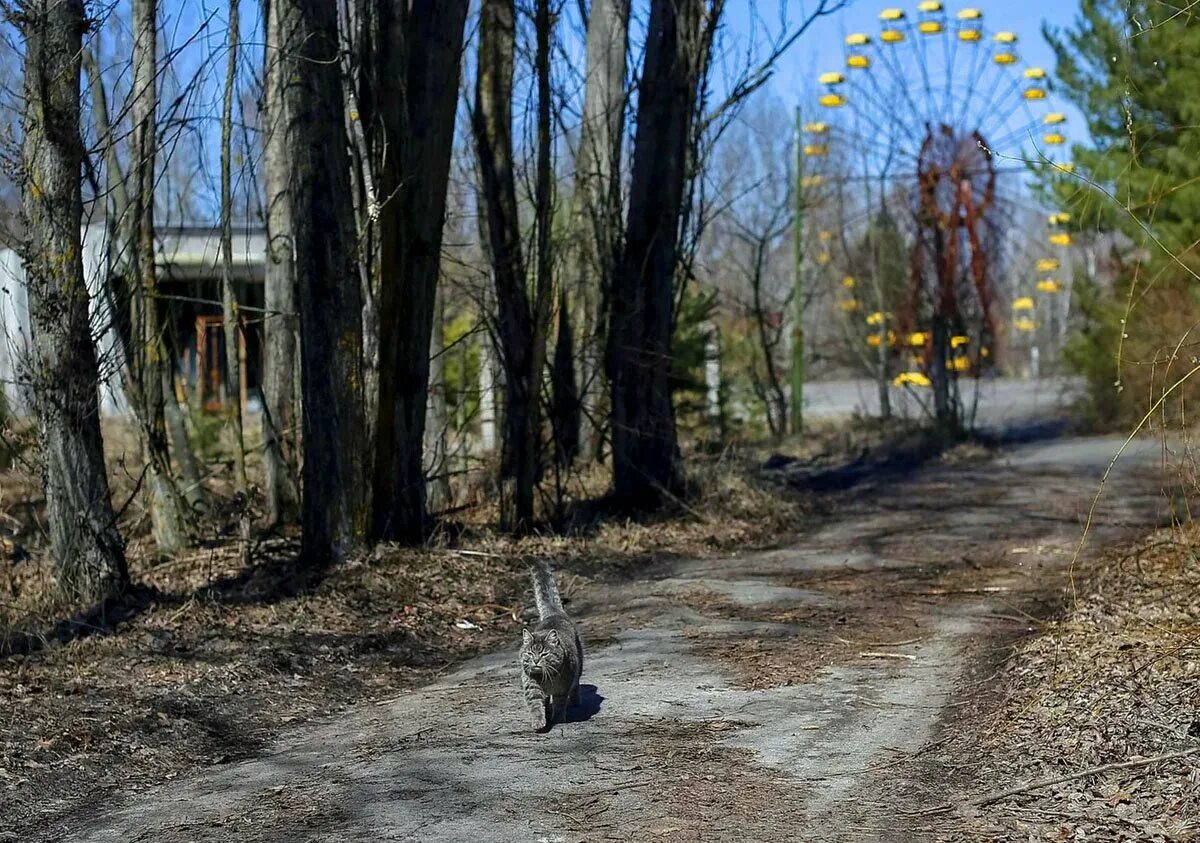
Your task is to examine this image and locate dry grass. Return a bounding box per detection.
[950,525,1200,841]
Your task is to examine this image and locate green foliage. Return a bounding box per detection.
[1061,273,1121,425]
[1043,1,1200,425]
[444,311,482,432]
[672,287,721,439]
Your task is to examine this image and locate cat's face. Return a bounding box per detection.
[521,629,565,678]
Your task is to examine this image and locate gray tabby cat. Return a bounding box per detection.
[519,561,583,732]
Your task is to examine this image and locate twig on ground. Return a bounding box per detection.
[966,747,1200,807]
[859,651,917,661]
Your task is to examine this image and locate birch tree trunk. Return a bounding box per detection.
[278,0,368,566]
[424,288,450,513]
[19,0,129,603]
[568,0,629,459]
[368,0,469,542]
[261,0,300,526]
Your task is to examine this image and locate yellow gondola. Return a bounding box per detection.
[908,332,928,346]
[1013,317,1037,332]
[804,121,828,134]
[1037,279,1062,293]
[816,251,831,264]
[840,298,860,312]
[842,275,856,288]
[951,335,969,348]
[1036,258,1060,272]
[1044,112,1067,125]
[819,93,847,107]
[804,144,828,157]
[894,372,931,387]
[950,356,971,372]
[918,0,943,11]
[994,31,1018,43]
[957,8,982,19]
[819,71,846,85]
[958,29,981,41]
[1049,232,1071,246]
[1024,87,1047,100]
[867,334,882,347]
[1023,67,1046,79]
[819,229,833,241]
[848,54,871,69]
[880,8,905,20]
[1044,132,1066,145]
[919,21,943,34]
[1048,212,1072,225]
[881,28,905,43]
[1055,162,1076,173]
[1013,296,1035,311]
[993,52,1018,65]
[802,175,824,188]
[845,33,871,46]
[866,310,889,325]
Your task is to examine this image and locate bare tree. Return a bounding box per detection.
[131,0,191,553]
[368,0,469,542]
[277,0,368,565]
[562,0,629,460]
[261,0,300,527]
[220,0,248,539]
[609,0,709,508]
[16,0,128,603]
[472,0,554,530]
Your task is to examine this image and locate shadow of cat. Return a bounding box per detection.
[564,684,603,723]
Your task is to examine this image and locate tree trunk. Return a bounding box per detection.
[220,0,249,542]
[368,0,469,542]
[569,0,629,459]
[609,0,701,509]
[424,287,450,513]
[473,0,547,531]
[132,0,190,554]
[278,0,368,566]
[261,0,300,527]
[19,0,129,604]
[551,288,579,466]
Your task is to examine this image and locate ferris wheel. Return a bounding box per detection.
[800,2,1075,415]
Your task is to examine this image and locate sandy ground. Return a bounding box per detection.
[37,428,1170,843]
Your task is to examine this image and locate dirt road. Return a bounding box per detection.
[55,434,1167,842]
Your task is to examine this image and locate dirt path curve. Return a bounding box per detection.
[61,435,1167,843]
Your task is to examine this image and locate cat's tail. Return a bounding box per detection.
[527,559,565,619]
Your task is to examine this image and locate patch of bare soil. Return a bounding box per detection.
[558,718,809,841]
[673,585,926,690]
[943,526,1200,841]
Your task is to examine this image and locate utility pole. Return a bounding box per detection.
[790,105,805,435]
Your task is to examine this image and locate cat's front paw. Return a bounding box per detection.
[531,713,549,733]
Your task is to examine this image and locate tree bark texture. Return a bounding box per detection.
[368,0,469,542]
[131,0,191,553]
[473,0,540,530]
[262,0,300,526]
[278,0,369,565]
[609,0,702,508]
[568,0,628,458]
[19,0,129,603]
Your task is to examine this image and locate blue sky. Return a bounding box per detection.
[726,1,1083,94]
[721,0,1088,157]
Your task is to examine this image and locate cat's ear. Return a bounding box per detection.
[522,629,533,645]
[545,630,559,646]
